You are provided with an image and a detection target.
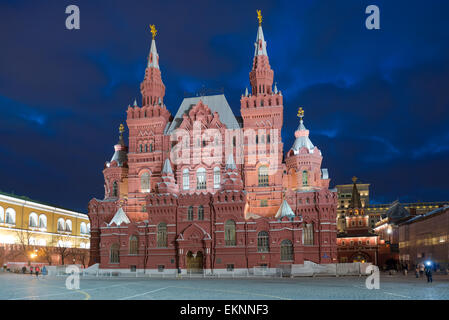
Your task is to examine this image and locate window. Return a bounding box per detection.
[80,222,87,234]
[258,166,269,186]
[141,171,150,193]
[110,243,120,263]
[226,264,234,271]
[257,231,269,252]
[187,206,194,221]
[225,220,236,246]
[144,144,148,153]
[303,223,314,245]
[130,265,137,272]
[150,143,153,152]
[39,214,47,229]
[87,223,91,234]
[213,167,220,189]
[139,144,143,153]
[28,212,38,228]
[65,220,72,232]
[366,240,370,245]
[183,168,190,190]
[0,206,3,223]
[112,181,118,197]
[157,223,167,247]
[280,239,293,261]
[5,208,15,225]
[158,265,165,272]
[302,170,308,186]
[57,218,65,232]
[198,205,204,220]
[196,167,206,190]
[129,235,138,255]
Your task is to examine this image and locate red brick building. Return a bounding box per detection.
[88,16,338,274]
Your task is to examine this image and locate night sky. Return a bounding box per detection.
[1,0,449,213]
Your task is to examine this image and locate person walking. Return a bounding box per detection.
[419,263,425,277]
[415,265,419,278]
[35,266,40,278]
[425,263,433,283]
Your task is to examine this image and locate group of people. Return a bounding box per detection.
[414,262,433,283]
[21,265,47,277]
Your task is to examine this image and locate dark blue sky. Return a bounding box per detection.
[1,0,449,212]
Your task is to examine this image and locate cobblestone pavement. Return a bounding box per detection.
[1,273,448,300]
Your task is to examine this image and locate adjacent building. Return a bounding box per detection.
[398,206,449,269]
[0,191,90,268]
[336,182,370,232]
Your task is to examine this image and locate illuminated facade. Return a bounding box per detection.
[0,192,90,267]
[87,14,338,274]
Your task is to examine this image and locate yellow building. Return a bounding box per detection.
[0,191,90,267]
[336,182,370,232]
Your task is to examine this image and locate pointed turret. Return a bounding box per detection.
[275,199,295,220]
[291,107,316,155]
[249,10,274,96]
[141,24,166,106]
[222,153,243,191]
[349,176,363,209]
[107,124,128,167]
[157,158,178,194]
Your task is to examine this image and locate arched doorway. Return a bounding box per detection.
[186,251,203,273]
[350,252,370,263]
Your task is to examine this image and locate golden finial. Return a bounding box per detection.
[150,24,157,39]
[257,9,262,25]
[297,107,304,119]
[352,176,358,183]
[119,123,125,134]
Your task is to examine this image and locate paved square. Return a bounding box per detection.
[1,273,448,300]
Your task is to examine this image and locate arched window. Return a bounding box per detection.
[87,223,91,234]
[302,170,308,186]
[0,206,4,223]
[150,143,153,152]
[144,144,148,152]
[187,206,193,221]
[65,220,72,232]
[129,235,138,254]
[28,212,38,228]
[213,167,220,189]
[303,223,314,245]
[5,208,15,225]
[183,168,190,190]
[196,167,206,190]
[112,181,118,197]
[141,171,150,193]
[80,222,87,234]
[157,223,167,247]
[110,243,120,263]
[257,231,269,252]
[258,166,269,186]
[57,218,65,231]
[224,220,236,246]
[139,144,143,153]
[198,205,204,220]
[280,239,293,261]
[39,214,47,229]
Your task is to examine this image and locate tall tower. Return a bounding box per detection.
[125,25,172,220]
[345,177,370,234]
[240,10,284,217]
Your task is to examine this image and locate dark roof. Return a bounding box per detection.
[0,190,86,214]
[400,205,449,225]
[383,201,410,221]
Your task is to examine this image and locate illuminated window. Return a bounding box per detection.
[257,231,269,252]
[39,214,47,229]
[80,222,87,234]
[258,166,269,186]
[65,220,72,232]
[141,172,151,193]
[280,239,293,261]
[28,212,38,228]
[0,206,3,223]
[196,168,206,190]
[57,218,65,232]
[213,167,220,189]
[157,223,167,247]
[183,168,190,190]
[5,208,15,225]
[225,220,236,246]
[302,170,308,186]
[110,243,120,263]
[303,223,314,245]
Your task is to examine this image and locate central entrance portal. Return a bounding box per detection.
[186,251,203,273]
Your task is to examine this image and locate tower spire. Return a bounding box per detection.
[249,10,273,96]
[141,24,165,106]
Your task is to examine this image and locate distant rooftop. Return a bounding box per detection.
[0,190,86,215]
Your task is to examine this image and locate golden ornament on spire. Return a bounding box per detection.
[150,24,157,39]
[352,176,358,183]
[119,123,125,134]
[297,107,304,118]
[257,9,262,25]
